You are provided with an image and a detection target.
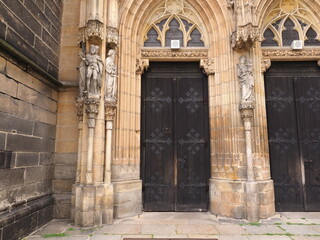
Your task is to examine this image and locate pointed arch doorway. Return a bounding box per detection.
[141,62,211,211]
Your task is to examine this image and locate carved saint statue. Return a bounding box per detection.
[79,44,103,97]
[237,56,254,102]
[105,49,117,100]
[232,0,255,26]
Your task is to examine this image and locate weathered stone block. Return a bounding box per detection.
[0,57,6,74]
[53,194,71,219]
[259,190,275,205]
[259,203,276,219]
[0,112,33,135]
[6,134,54,152]
[53,179,74,193]
[54,153,77,165]
[38,205,53,227]
[221,192,244,205]
[54,165,76,179]
[2,212,38,240]
[37,180,52,195]
[39,153,54,165]
[16,153,39,167]
[0,169,24,189]
[0,133,6,150]
[0,74,17,97]
[33,122,56,139]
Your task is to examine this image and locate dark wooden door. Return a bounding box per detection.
[265,62,320,212]
[141,62,210,211]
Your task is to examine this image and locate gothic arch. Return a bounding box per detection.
[257,0,320,32]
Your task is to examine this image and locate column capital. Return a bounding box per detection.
[136,59,149,75]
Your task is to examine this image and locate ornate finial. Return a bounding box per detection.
[200,59,215,75]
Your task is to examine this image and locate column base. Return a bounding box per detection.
[71,183,114,227]
[209,178,275,220]
[113,180,142,219]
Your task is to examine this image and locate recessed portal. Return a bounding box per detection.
[141,62,210,211]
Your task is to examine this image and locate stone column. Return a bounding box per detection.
[237,55,259,222]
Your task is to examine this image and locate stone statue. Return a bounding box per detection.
[105,49,117,100]
[233,0,255,26]
[237,56,254,102]
[79,44,103,97]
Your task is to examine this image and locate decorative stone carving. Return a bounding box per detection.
[75,97,85,118]
[105,50,117,101]
[200,59,215,75]
[78,20,104,44]
[318,60,320,67]
[136,59,149,75]
[229,0,259,50]
[238,56,255,103]
[141,49,208,59]
[261,59,271,73]
[85,97,100,128]
[231,24,260,50]
[263,49,320,57]
[105,101,117,121]
[79,45,103,98]
[106,26,119,46]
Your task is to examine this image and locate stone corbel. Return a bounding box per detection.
[231,24,260,51]
[85,97,100,128]
[200,59,215,75]
[78,20,104,45]
[261,59,271,73]
[105,100,117,122]
[136,59,150,75]
[106,26,119,47]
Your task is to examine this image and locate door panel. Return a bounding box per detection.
[143,77,174,211]
[265,76,303,211]
[294,77,320,211]
[141,62,210,211]
[175,76,209,211]
[265,62,320,212]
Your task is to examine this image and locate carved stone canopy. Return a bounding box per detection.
[106,26,119,47]
[200,59,215,75]
[78,20,104,45]
[231,24,260,51]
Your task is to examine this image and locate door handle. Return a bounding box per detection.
[304,159,313,163]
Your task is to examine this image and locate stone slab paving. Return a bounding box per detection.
[24,212,320,240]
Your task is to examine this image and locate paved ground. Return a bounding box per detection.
[24,212,320,240]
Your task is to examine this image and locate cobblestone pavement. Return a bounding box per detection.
[24,212,320,240]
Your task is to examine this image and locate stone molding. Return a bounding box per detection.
[141,49,208,59]
[262,49,320,58]
[78,20,104,44]
[136,59,150,75]
[200,59,215,75]
[261,59,271,73]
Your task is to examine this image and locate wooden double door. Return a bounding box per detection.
[265,62,320,211]
[141,62,210,211]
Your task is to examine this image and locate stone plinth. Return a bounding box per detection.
[113,180,142,219]
[210,178,275,219]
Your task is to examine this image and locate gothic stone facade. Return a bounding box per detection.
[0,0,320,237]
